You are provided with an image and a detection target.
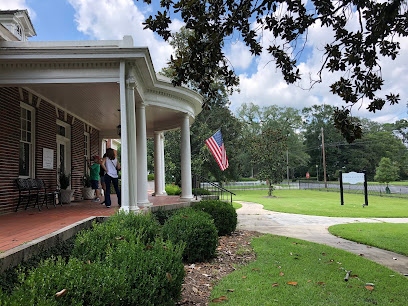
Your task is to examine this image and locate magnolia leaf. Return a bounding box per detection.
[252,268,260,271]
[242,276,247,279]
[272,283,279,287]
[287,282,298,286]
[219,296,228,300]
[227,289,235,292]
[365,285,374,291]
[280,272,284,276]
[317,282,326,286]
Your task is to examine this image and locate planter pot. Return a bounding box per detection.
[60,189,74,204]
[82,187,95,200]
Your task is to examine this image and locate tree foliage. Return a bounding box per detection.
[374,157,399,185]
[142,0,407,142]
[251,127,287,196]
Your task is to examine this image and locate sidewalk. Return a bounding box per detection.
[236,201,408,275]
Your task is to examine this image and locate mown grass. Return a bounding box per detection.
[329,223,408,256]
[210,235,408,305]
[233,189,408,217]
[232,202,242,209]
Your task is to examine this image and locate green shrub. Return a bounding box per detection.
[162,208,218,263]
[6,256,123,306]
[165,184,181,195]
[0,237,75,294]
[239,177,258,181]
[148,173,155,181]
[192,187,211,195]
[152,208,180,225]
[193,200,237,236]
[6,239,185,306]
[72,211,160,261]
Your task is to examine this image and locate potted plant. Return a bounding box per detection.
[82,174,95,200]
[59,172,74,204]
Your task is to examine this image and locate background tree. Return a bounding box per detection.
[143,0,407,142]
[374,157,399,187]
[238,102,309,179]
[251,127,287,196]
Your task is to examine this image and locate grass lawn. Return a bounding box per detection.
[210,235,408,305]
[232,189,408,217]
[329,223,408,256]
[232,202,242,209]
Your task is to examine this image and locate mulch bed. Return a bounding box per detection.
[177,230,262,305]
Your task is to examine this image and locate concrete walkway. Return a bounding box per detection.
[236,201,408,275]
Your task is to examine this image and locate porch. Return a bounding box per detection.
[0,194,187,253]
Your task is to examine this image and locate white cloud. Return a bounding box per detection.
[67,0,174,71]
[0,0,36,18]
[225,40,253,70]
[230,8,408,123]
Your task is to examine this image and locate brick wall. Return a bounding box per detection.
[0,88,21,214]
[0,87,100,214]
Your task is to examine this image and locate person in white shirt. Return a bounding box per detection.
[101,148,121,208]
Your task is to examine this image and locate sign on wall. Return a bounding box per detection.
[342,171,364,184]
[43,148,54,169]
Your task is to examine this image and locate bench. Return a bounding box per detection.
[15,178,60,212]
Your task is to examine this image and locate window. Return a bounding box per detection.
[19,104,35,177]
[84,132,90,175]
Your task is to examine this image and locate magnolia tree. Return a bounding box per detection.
[142,0,407,143]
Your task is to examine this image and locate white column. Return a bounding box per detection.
[136,103,151,207]
[154,132,165,196]
[180,114,193,200]
[160,133,167,195]
[119,62,139,213]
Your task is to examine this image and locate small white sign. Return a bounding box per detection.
[43,148,54,169]
[342,172,364,184]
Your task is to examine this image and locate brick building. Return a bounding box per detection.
[0,10,203,214]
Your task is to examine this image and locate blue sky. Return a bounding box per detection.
[2,0,407,123]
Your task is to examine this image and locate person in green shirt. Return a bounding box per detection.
[88,155,101,202]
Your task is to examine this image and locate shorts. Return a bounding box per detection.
[100,175,105,184]
[91,180,99,190]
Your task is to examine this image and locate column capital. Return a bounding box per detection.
[126,76,137,90]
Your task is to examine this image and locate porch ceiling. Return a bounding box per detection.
[26,82,191,137]
[27,83,121,131]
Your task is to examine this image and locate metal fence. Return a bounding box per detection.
[299,180,408,199]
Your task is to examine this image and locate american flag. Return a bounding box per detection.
[205,130,229,171]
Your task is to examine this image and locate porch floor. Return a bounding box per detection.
[0,194,184,252]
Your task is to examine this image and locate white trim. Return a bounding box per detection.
[19,101,35,178]
[84,131,90,176]
[56,119,71,179]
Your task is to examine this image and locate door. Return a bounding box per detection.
[56,120,71,187]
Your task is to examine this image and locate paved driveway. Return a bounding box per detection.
[236,201,408,275]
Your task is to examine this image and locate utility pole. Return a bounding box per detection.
[286,149,290,188]
[321,127,327,188]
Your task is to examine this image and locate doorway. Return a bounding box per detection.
[56,120,71,187]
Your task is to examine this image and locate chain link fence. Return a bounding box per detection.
[299,180,408,199]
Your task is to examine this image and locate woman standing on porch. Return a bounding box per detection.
[101,148,121,208]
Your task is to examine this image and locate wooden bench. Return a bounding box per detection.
[15,178,60,212]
